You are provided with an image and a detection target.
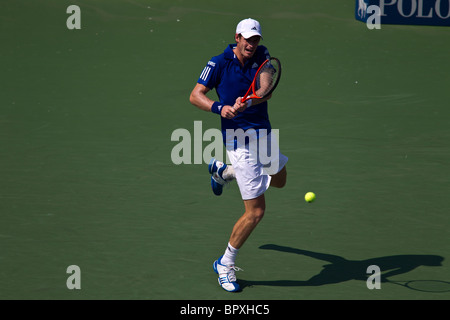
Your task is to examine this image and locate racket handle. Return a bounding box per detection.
[241,96,252,105]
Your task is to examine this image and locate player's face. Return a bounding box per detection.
[235,34,261,61]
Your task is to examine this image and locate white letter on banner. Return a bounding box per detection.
[397,0,417,18]
[417,0,433,17]
[379,0,397,16]
[435,0,450,19]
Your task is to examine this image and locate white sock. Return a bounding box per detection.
[221,242,239,266]
[222,166,235,181]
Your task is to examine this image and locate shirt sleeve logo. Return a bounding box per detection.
[200,61,216,81]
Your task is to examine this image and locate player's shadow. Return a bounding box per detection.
[238,244,444,289]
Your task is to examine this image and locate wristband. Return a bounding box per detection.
[211,101,223,115]
[246,99,253,108]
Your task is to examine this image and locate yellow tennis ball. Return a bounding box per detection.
[305,192,316,203]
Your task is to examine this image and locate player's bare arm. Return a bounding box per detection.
[189,83,214,112]
[189,83,237,119]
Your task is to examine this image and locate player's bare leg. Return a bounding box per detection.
[213,194,265,292]
[270,166,287,188]
[229,194,266,249]
[213,167,285,292]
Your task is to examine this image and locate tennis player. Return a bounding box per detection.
[189,18,288,292]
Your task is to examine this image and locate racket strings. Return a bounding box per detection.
[255,60,280,98]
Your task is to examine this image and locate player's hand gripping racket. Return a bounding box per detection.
[241,57,282,105]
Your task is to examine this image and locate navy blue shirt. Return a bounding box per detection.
[197,44,272,140]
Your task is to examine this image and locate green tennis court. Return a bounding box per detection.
[1,0,449,300]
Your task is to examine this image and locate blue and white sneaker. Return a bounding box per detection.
[213,255,242,292]
[208,158,228,196]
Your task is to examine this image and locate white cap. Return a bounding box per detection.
[235,18,263,39]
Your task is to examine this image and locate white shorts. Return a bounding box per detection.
[225,129,288,200]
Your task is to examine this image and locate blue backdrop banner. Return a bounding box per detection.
[355,0,450,26]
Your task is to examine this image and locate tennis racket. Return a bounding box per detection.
[241,57,281,104]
